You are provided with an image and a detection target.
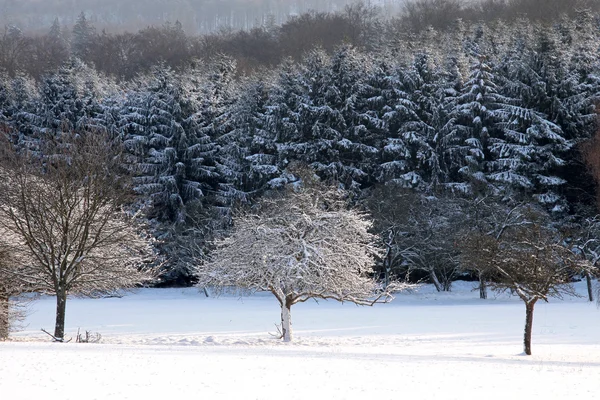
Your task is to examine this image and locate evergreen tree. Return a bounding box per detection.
[264,59,306,187]
[72,12,96,62]
[292,49,346,185]
[194,57,240,210]
[24,60,104,138]
[321,45,378,191]
[359,59,421,188]
[7,74,38,151]
[399,52,457,191]
[495,27,592,212]
[0,74,11,124]
[273,47,379,193]
[448,54,507,191]
[120,67,215,224]
[218,76,279,195]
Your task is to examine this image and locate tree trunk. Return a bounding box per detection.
[479,274,487,299]
[384,267,391,288]
[54,288,67,340]
[280,301,292,342]
[383,234,392,288]
[523,300,537,356]
[441,277,452,292]
[585,272,593,302]
[0,288,9,340]
[429,269,442,292]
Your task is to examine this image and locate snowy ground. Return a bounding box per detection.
[2,281,600,399]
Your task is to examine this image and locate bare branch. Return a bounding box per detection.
[0,129,158,340]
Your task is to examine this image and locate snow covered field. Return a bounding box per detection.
[2,281,600,399]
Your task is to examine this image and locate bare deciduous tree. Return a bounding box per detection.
[399,194,463,292]
[0,145,31,340]
[580,130,600,303]
[458,197,532,299]
[0,243,14,340]
[569,215,600,302]
[363,186,416,287]
[0,26,32,77]
[460,207,590,355]
[0,131,156,341]
[366,186,463,292]
[0,222,34,340]
[400,0,462,32]
[196,182,406,342]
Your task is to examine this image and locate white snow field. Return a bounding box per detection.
[1,281,600,400]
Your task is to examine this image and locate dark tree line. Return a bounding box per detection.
[4,0,600,36]
[397,0,600,32]
[0,9,376,79]
[3,1,600,79]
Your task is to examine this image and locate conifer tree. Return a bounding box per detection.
[218,77,279,194]
[120,67,215,224]
[360,59,422,188]
[449,54,505,190]
[72,12,96,62]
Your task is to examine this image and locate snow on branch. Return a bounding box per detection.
[195,179,410,341]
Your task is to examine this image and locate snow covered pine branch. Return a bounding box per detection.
[195,182,409,342]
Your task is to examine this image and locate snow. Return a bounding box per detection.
[2,281,600,399]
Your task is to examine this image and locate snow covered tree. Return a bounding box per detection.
[272,48,379,193]
[195,176,404,342]
[398,53,454,190]
[275,50,347,187]
[117,66,237,285]
[264,59,306,186]
[358,59,421,188]
[5,74,38,152]
[193,57,245,211]
[448,53,506,190]
[320,45,378,191]
[0,73,14,126]
[379,52,458,191]
[0,131,156,341]
[13,59,107,156]
[218,76,279,194]
[490,107,571,212]
[120,67,219,223]
[35,63,80,132]
[494,32,589,213]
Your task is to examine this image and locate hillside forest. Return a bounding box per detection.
[1,0,600,290]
